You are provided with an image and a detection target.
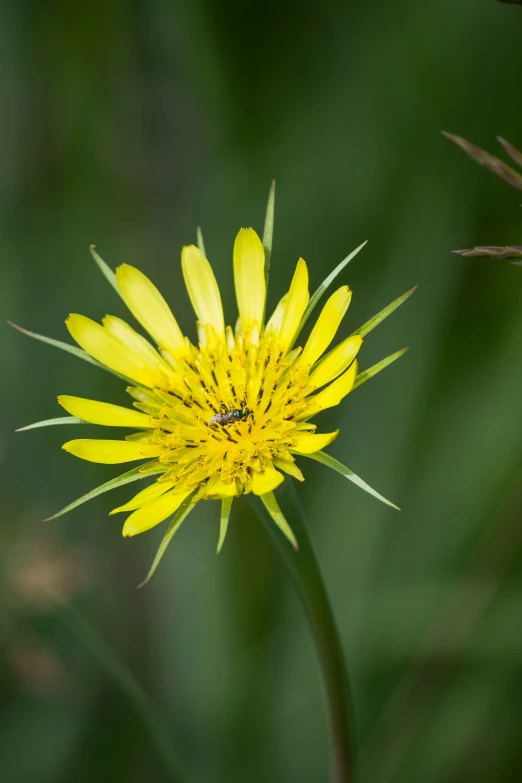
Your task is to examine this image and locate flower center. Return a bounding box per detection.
[128,331,317,494]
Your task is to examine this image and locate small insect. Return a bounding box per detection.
[210,408,251,427]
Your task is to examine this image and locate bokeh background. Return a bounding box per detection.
[2,1,522,781]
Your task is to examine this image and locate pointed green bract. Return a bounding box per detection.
[45,463,166,521]
[217,497,233,553]
[8,322,130,382]
[136,460,168,475]
[17,416,85,432]
[294,240,367,342]
[260,491,298,549]
[137,493,198,588]
[196,226,206,257]
[90,245,119,294]
[353,347,408,391]
[351,287,416,339]
[262,179,276,286]
[305,451,399,509]
[9,321,104,369]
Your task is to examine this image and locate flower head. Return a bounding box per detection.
[14,189,414,582]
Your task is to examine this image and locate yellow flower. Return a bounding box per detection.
[13,193,414,582]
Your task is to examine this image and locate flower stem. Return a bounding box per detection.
[250,481,356,783]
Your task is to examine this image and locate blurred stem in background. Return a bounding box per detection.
[443,132,522,262]
[60,603,193,783]
[358,462,522,783]
[250,481,356,783]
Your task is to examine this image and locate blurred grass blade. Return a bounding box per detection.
[351,288,416,338]
[295,240,367,340]
[8,321,130,382]
[217,497,233,553]
[17,416,85,431]
[262,179,276,285]
[260,491,298,549]
[90,245,119,294]
[353,348,408,391]
[453,245,522,260]
[46,463,166,521]
[443,131,522,191]
[197,226,206,257]
[62,605,191,782]
[305,451,399,509]
[137,493,198,588]
[496,137,522,169]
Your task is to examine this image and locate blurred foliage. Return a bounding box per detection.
[2,1,522,782]
[444,132,522,260]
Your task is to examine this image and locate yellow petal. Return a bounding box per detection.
[233,228,266,329]
[66,314,154,386]
[110,480,175,514]
[122,487,192,536]
[102,316,164,370]
[309,334,362,390]
[272,458,305,481]
[115,264,187,357]
[181,245,225,340]
[309,360,358,413]
[217,497,233,553]
[278,258,309,351]
[226,325,236,353]
[251,464,284,495]
[62,438,164,464]
[265,293,288,335]
[58,395,153,428]
[291,430,339,454]
[298,287,351,368]
[205,478,238,499]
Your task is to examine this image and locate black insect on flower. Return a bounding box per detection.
[210,408,251,427]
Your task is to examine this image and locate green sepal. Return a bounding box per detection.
[45,463,166,521]
[90,245,119,294]
[137,492,199,588]
[217,497,233,553]
[260,490,298,549]
[137,461,169,475]
[196,226,206,257]
[262,179,276,286]
[8,321,130,382]
[353,347,408,391]
[16,416,85,432]
[126,386,163,406]
[294,240,367,342]
[351,287,416,339]
[304,450,399,509]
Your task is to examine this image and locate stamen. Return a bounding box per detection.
[124,329,315,492]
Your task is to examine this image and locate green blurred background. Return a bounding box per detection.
[2,1,522,781]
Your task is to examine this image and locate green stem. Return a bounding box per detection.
[60,604,193,783]
[250,481,356,783]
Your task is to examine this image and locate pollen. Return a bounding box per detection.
[129,328,318,498]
